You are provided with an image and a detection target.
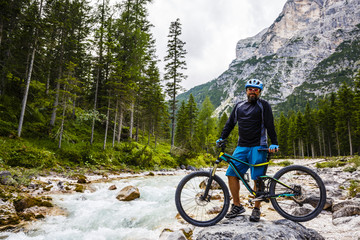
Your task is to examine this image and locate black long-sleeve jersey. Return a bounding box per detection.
[220,99,278,147]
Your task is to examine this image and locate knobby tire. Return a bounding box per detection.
[175,171,230,227]
[269,165,326,222]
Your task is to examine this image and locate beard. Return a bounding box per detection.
[247,93,259,103]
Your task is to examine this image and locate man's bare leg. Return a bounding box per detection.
[228,176,241,205]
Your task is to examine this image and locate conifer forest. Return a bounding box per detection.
[1,0,360,172]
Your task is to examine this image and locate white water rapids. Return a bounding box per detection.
[1,172,205,240]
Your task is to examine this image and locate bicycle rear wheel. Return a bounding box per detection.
[270,165,326,222]
[175,171,230,227]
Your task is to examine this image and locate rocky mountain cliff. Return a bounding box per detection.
[178,0,360,116]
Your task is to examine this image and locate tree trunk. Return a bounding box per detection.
[45,67,51,95]
[103,97,111,150]
[129,100,134,140]
[18,45,36,137]
[336,131,340,156]
[311,143,315,158]
[117,107,123,142]
[58,95,67,149]
[317,127,322,156]
[293,140,296,157]
[50,41,64,128]
[322,128,326,156]
[112,99,118,147]
[17,0,44,137]
[348,120,353,156]
[91,0,105,145]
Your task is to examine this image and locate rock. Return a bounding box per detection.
[77,178,87,184]
[108,185,117,190]
[186,166,197,171]
[332,200,360,212]
[332,205,360,219]
[196,217,324,240]
[13,197,53,212]
[116,186,140,201]
[74,184,85,192]
[159,229,187,240]
[0,200,20,225]
[199,180,221,190]
[0,171,16,185]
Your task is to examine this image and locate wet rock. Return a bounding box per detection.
[108,185,117,190]
[0,200,20,225]
[196,217,324,240]
[13,197,53,212]
[77,178,87,184]
[74,184,85,192]
[116,186,140,201]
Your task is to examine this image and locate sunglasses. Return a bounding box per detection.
[246,88,260,92]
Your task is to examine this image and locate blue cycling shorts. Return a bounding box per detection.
[225,146,268,180]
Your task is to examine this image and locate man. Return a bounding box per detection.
[216,79,279,222]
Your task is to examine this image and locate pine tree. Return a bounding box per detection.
[175,101,188,147]
[335,83,355,155]
[277,112,289,156]
[163,18,187,149]
[197,96,216,153]
[186,94,198,144]
[287,111,297,157]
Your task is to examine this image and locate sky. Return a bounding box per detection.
[147,0,288,91]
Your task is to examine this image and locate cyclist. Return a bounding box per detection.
[216,79,279,222]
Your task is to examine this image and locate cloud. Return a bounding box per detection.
[147,0,287,91]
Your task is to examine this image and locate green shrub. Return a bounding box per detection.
[316,159,344,168]
[349,155,360,168]
[348,180,360,198]
[6,145,56,169]
[57,147,83,165]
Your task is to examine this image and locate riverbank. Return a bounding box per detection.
[1,157,360,239]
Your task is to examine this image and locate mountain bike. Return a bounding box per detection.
[175,140,327,227]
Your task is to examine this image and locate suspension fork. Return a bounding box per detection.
[201,159,221,201]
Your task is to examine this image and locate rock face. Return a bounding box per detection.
[116,186,140,201]
[196,216,324,240]
[178,0,360,116]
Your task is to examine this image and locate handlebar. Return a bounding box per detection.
[217,140,277,154]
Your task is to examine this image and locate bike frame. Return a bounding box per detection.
[204,149,299,201]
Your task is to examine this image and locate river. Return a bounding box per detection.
[1,172,209,240]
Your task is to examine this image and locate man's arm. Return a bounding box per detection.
[220,103,238,139]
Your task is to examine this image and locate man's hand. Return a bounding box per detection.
[269,144,279,153]
[216,138,225,148]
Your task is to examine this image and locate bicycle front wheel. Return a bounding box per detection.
[175,171,230,227]
[270,165,326,222]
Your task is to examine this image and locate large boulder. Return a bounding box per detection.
[196,216,324,240]
[116,186,140,201]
